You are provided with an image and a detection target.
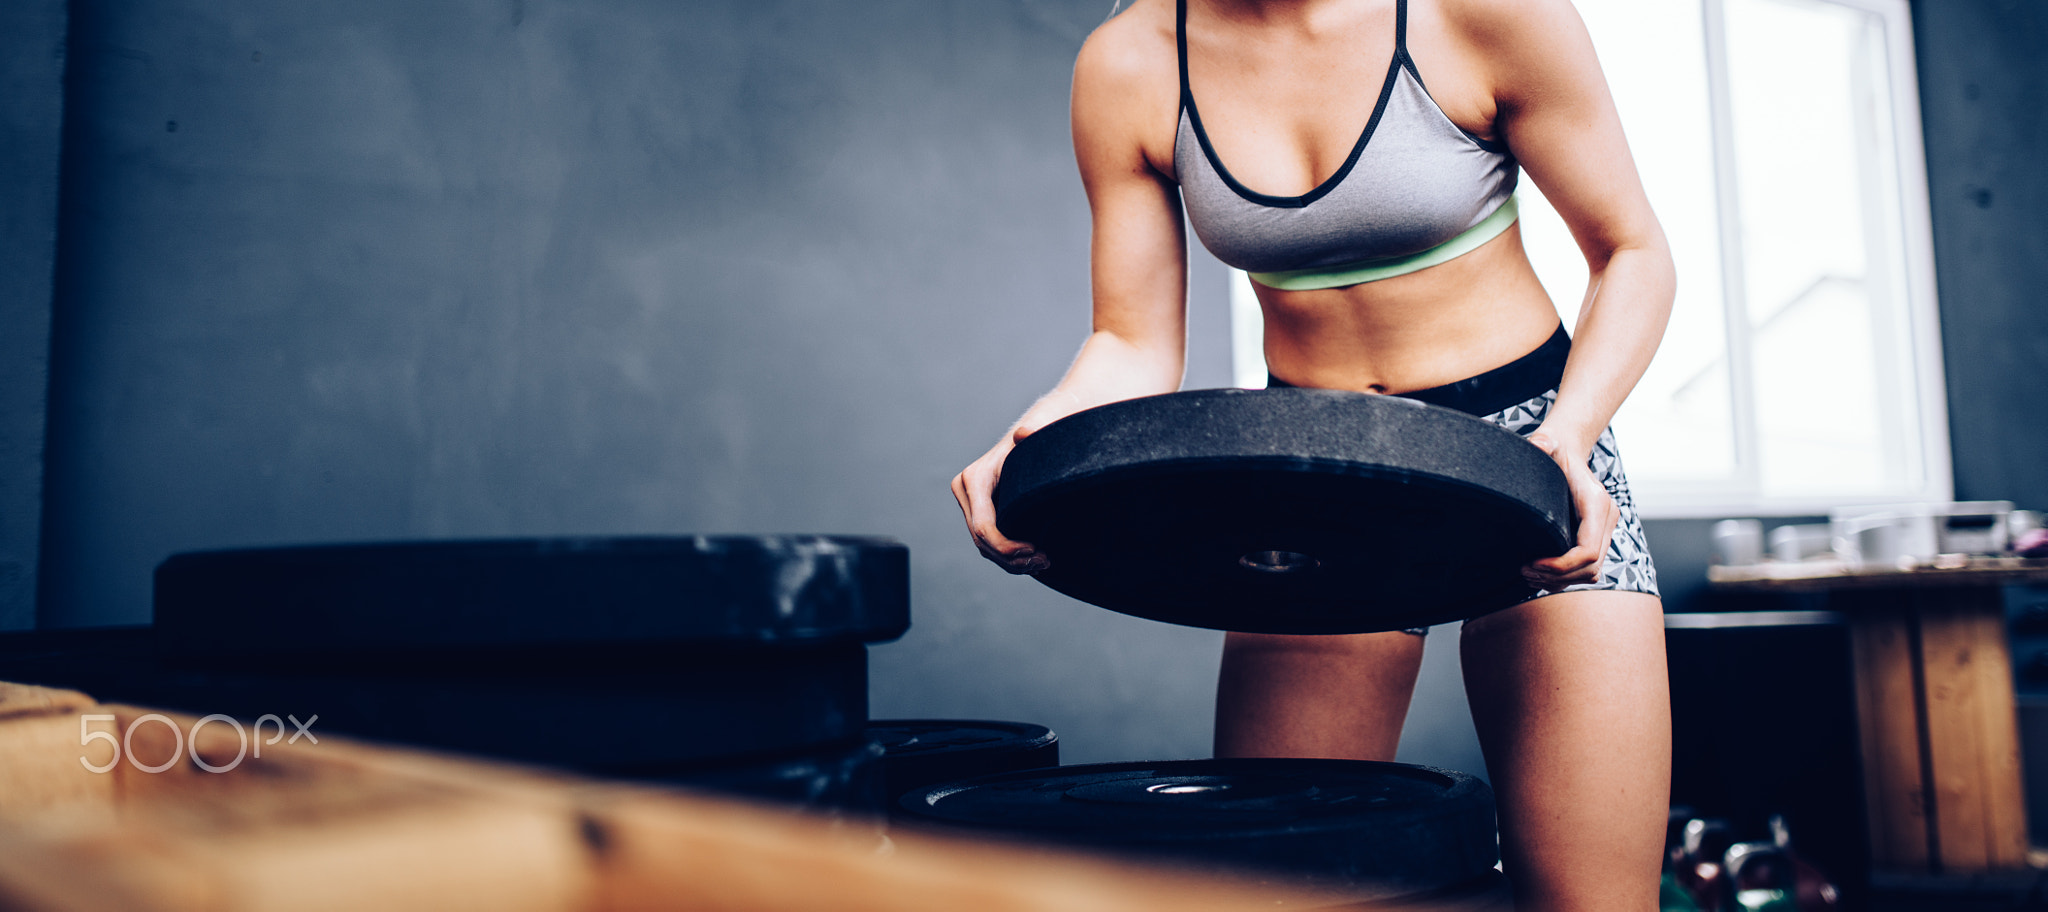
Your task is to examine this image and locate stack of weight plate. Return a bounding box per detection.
[0,536,908,815]
[867,719,1060,811]
[895,759,1505,906]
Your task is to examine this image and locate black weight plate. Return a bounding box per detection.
[0,629,870,769]
[897,758,1497,900]
[155,535,909,658]
[995,389,1571,634]
[868,719,1059,804]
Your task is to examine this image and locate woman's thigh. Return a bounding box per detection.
[1214,630,1427,760]
[1460,589,1669,911]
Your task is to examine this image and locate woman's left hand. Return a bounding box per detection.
[1520,428,1616,591]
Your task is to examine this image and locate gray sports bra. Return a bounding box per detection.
[1175,0,1520,290]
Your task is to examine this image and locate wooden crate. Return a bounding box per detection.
[1845,587,2030,873]
[1709,563,2044,874]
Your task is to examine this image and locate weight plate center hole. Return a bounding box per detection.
[1239,550,1318,574]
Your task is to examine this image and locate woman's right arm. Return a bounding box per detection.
[951,11,1190,574]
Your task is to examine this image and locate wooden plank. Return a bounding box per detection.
[1,704,594,912]
[1916,588,2029,871]
[291,742,1452,911]
[583,788,1355,912]
[1708,557,2048,593]
[275,741,1372,912]
[1968,600,2032,868]
[0,684,114,821]
[93,704,486,808]
[0,712,116,821]
[0,787,592,912]
[0,691,1476,912]
[155,795,591,912]
[1919,589,1990,870]
[1844,590,1931,869]
[0,820,213,912]
[205,739,1345,911]
[0,682,95,721]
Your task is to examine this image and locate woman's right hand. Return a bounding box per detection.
[951,424,1050,574]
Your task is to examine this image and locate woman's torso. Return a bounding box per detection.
[1119,0,1563,393]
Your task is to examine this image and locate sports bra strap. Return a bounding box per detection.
[1176,0,1191,111]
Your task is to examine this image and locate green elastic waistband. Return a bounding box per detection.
[1248,196,1520,291]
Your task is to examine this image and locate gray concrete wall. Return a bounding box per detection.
[36,0,1253,765]
[0,1,66,631]
[1912,0,2048,515]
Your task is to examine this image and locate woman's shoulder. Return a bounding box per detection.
[1410,0,1600,122]
[1071,0,1181,177]
[1073,0,1177,98]
[1430,0,1591,60]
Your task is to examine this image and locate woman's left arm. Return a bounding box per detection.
[1460,0,1676,584]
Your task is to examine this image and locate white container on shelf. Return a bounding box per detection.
[1711,519,1764,567]
[1934,501,2014,555]
[1828,501,2017,567]
[1830,504,1937,569]
[1769,523,1834,562]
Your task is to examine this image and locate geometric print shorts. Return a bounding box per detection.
[1399,388,1660,636]
[1489,389,1660,601]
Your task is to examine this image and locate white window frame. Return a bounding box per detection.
[1225,0,1951,519]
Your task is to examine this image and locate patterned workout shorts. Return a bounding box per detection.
[1493,389,1659,599]
[1400,388,1660,635]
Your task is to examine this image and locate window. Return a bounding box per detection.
[1227,0,1949,517]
